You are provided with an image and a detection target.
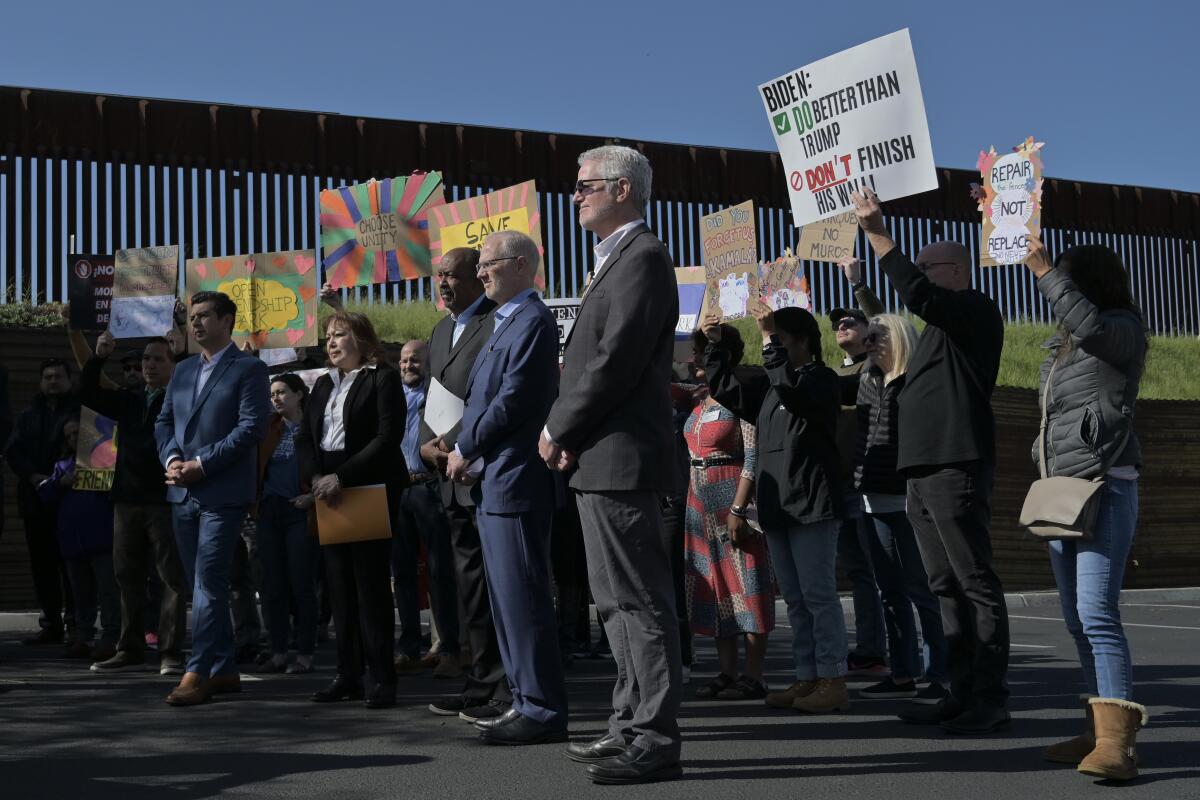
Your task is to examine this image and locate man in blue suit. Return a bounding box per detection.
[155,290,270,706]
[446,231,567,745]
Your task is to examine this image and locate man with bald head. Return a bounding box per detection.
[852,188,1010,734]
[446,230,567,745]
[419,247,513,722]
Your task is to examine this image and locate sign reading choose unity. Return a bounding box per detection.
[758,28,938,229]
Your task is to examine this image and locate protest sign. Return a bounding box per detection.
[796,210,858,263]
[74,406,117,492]
[427,181,545,290]
[320,172,446,289]
[702,268,759,321]
[973,137,1044,266]
[759,252,813,312]
[543,297,580,364]
[110,246,178,339]
[700,201,758,321]
[186,249,319,349]
[759,28,937,229]
[68,254,115,331]
[675,267,708,363]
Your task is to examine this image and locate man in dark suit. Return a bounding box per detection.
[155,291,271,706]
[541,145,683,784]
[418,248,512,721]
[447,231,567,746]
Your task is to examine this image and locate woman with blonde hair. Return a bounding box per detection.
[844,313,949,704]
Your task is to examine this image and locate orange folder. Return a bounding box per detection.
[315,484,393,545]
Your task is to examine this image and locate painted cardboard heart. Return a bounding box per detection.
[294,254,315,274]
[298,286,317,302]
[272,255,287,268]
[286,328,305,346]
[213,259,233,278]
[193,262,208,279]
[246,258,256,273]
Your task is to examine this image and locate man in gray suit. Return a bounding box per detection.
[541,145,682,785]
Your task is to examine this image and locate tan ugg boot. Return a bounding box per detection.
[1044,698,1095,764]
[1078,698,1148,781]
[792,677,850,713]
[766,679,817,709]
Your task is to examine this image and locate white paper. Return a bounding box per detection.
[107,295,176,339]
[758,29,938,228]
[424,377,465,438]
[259,347,299,367]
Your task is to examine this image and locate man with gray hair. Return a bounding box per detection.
[851,187,1010,734]
[540,145,683,784]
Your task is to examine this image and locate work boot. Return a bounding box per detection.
[765,679,816,709]
[1044,698,1095,764]
[792,677,850,713]
[1078,698,1148,782]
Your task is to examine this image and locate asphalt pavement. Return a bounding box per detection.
[1,592,1197,799]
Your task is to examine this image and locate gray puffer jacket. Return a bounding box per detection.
[1032,269,1146,479]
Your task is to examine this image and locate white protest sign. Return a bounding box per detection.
[758,28,938,229]
[544,297,580,365]
[107,295,176,339]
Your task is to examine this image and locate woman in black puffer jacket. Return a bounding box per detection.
[1024,236,1149,782]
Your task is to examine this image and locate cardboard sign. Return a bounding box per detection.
[700,201,758,275]
[759,28,938,228]
[543,297,580,364]
[68,254,115,331]
[674,267,708,363]
[111,246,178,339]
[974,137,1044,266]
[427,181,545,290]
[702,268,760,322]
[759,252,813,312]
[186,250,319,349]
[320,172,446,288]
[74,406,117,492]
[796,210,858,264]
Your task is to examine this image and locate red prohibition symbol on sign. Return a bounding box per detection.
[789,171,804,191]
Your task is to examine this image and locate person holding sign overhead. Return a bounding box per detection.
[155,291,271,706]
[851,187,1010,734]
[296,310,405,710]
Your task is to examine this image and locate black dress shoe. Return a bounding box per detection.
[479,712,568,746]
[364,683,397,709]
[473,707,521,731]
[898,696,963,725]
[311,675,364,703]
[586,745,682,785]
[565,732,628,764]
[940,704,1011,734]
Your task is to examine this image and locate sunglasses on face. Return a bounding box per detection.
[835,318,863,330]
[573,177,620,195]
[864,331,889,345]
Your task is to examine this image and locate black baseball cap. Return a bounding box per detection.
[119,349,143,364]
[827,308,867,328]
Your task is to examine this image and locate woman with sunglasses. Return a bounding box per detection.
[844,314,949,705]
[702,303,848,714]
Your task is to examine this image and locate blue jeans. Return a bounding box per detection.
[866,509,948,682]
[838,496,885,660]
[765,519,847,680]
[257,494,318,656]
[1048,478,1138,700]
[172,498,245,676]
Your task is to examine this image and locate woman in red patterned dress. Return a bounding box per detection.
[685,326,775,700]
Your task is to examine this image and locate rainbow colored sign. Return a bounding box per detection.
[320,172,446,289]
[427,180,544,289]
[75,406,118,492]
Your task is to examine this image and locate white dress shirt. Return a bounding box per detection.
[320,363,375,452]
[452,293,489,348]
[165,341,236,468]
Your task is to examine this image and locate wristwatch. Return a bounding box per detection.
[729,504,748,519]
[852,280,867,292]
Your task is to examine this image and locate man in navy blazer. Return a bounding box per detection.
[447,231,567,745]
[155,291,270,706]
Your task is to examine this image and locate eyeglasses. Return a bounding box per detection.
[835,317,863,330]
[864,331,889,346]
[573,177,620,195]
[478,256,519,271]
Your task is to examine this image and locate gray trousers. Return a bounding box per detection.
[577,489,682,757]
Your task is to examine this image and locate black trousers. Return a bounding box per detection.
[444,489,509,702]
[551,490,587,656]
[906,461,1010,708]
[324,535,396,687]
[660,492,693,667]
[22,508,74,631]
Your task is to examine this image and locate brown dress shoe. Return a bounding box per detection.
[166,672,211,706]
[208,673,243,694]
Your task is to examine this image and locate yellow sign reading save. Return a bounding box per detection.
[439,207,531,252]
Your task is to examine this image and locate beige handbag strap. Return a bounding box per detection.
[1038,353,1131,482]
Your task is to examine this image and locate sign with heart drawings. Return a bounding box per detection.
[185,249,319,349]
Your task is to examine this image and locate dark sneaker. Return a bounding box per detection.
[235,644,261,665]
[898,696,963,725]
[159,655,185,676]
[429,695,485,716]
[859,678,918,699]
[90,651,147,672]
[846,654,889,678]
[716,675,769,701]
[22,628,64,646]
[912,682,950,705]
[458,699,510,723]
[940,705,1011,734]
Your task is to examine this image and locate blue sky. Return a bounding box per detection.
[2,0,1193,192]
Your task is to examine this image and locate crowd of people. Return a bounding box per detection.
[0,146,1151,784]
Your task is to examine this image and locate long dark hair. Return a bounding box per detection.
[692,325,745,366]
[1054,245,1148,364]
[773,307,823,364]
[270,373,310,412]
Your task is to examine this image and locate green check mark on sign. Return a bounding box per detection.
[773,112,791,136]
